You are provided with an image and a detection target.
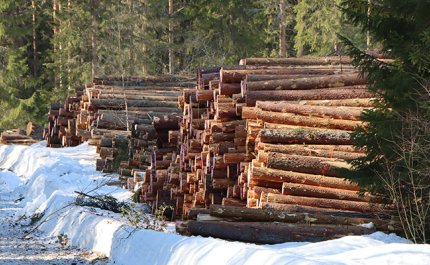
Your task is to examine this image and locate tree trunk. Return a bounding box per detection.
[168,0,174,74]
[32,0,37,76]
[257,98,374,108]
[259,128,352,145]
[264,152,350,178]
[245,74,365,91]
[241,56,352,66]
[221,68,352,83]
[90,98,179,109]
[209,205,394,231]
[265,193,384,213]
[250,165,359,191]
[278,0,286,57]
[246,87,372,106]
[257,110,362,130]
[91,0,99,80]
[256,101,364,120]
[187,220,374,244]
[258,144,364,160]
[281,182,371,202]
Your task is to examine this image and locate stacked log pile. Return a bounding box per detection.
[172,57,399,242]
[45,76,193,213]
[0,122,44,145]
[45,86,84,147]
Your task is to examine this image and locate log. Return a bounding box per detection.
[250,166,359,191]
[221,68,348,83]
[245,74,337,82]
[245,87,372,106]
[245,74,365,91]
[264,153,350,178]
[223,153,247,164]
[265,193,384,213]
[258,143,362,153]
[219,83,241,96]
[256,102,364,120]
[259,128,351,145]
[187,220,374,244]
[240,57,352,66]
[209,205,394,231]
[257,110,362,131]
[258,145,364,160]
[281,182,370,202]
[293,98,374,107]
[90,98,178,109]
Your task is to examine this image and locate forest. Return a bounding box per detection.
[0,0,429,246]
[0,0,367,131]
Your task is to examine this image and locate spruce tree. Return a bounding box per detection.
[294,0,365,56]
[341,0,430,243]
[0,0,53,130]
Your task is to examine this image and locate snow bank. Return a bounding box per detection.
[1,142,430,265]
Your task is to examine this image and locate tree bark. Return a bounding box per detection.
[168,0,174,74]
[258,143,364,160]
[187,220,374,244]
[256,101,364,120]
[256,110,362,130]
[279,0,286,57]
[250,165,359,191]
[281,182,371,202]
[209,205,394,230]
[241,56,352,66]
[245,87,372,106]
[245,74,365,92]
[221,68,352,83]
[264,153,350,178]
[265,193,384,213]
[90,98,179,109]
[259,128,352,145]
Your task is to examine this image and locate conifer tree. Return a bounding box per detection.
[341,0,430,243]
[0,0,53,130]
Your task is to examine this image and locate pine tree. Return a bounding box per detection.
[341,0,430,243]
[294,0,365,56]
[0,0,54,130]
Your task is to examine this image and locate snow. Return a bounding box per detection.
[1,142,430,265]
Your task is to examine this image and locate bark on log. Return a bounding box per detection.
[245,74,365,92]
[257,110,362,131]
[259,128,351,145]
[258,145,364,160]
[240,57,352,66]
[250,166,359,191]
[264,153,350,178]
[221,68,351,83]
[256,102,364,120]
[281,182,370,202]
[90,98,178,109]
[246,87,372,106]
[209,205,394,231]
[291,98,374,107]
[265,193,384,213]
[187,220,374,244]
[245,73,340,82]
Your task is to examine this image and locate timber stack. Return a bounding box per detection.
[169,56,398,242]
[45,76,194,203]
[45,86,84,147]
[1,122,44,145]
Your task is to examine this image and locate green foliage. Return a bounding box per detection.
[295,0,365,56]
[341,0,430,243]
[75,192,130,213]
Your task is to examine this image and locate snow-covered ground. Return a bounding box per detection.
[1,142,430,265]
